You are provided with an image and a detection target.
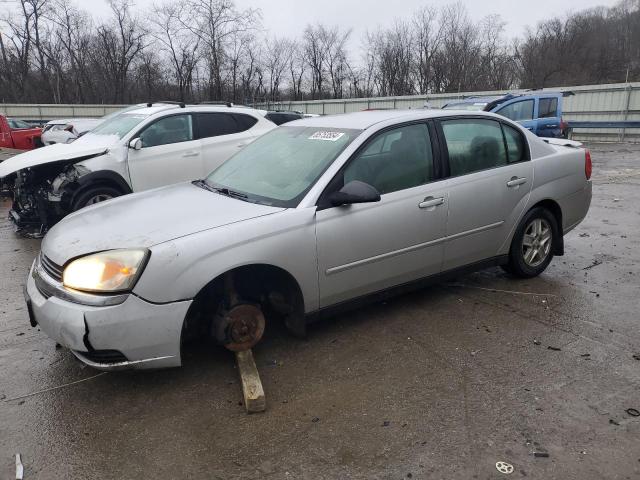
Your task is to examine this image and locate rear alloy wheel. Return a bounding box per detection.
[504,207,558,278]
[71,186,122,211]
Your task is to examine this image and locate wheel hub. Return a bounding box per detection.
[216,304,265,352]
[522,218,552,267]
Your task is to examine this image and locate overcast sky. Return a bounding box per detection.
[86,0,620,39]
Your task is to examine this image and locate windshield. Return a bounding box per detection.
[8,119,31,129]
[90,112,150,139]
[442,102,488,111]
[206,126,361,207]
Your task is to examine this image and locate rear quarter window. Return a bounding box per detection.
[501,124,528,163]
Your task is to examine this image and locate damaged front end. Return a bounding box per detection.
[6,158,99,238]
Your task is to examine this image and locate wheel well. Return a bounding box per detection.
[529,199,564,255]
[67,176,130,210]
[181,264,306,349]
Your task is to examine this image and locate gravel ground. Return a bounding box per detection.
[0,143,639,479]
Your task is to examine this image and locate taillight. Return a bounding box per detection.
[584,149,592,180]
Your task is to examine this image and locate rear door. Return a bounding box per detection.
[127,113,202,191]
[535,96,562,138]
[493,98,537,133]
[315,121,448,307]
[194,112,260,176]
[437,118,533,270]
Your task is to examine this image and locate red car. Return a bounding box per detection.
[0,115,42,150]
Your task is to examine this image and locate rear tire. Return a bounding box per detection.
[504,207,558,278]
[71,186,122,211]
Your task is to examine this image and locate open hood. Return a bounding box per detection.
[0,140,113,178]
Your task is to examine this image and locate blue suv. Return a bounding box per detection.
[442,92,572,138]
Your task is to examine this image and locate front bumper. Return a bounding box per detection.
[26,260,192,371]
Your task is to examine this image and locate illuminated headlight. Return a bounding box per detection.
[63,249,149,293]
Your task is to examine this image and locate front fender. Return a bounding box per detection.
[133,208,320,313]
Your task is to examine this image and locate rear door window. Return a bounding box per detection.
[496,100,534,121]
[538,98,559,118]
[440,119,508,176]
[195,113,242,139]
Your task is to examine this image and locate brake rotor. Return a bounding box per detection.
[219,304,265,352]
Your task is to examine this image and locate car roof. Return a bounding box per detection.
[122,104,266,117]
[450,91,564,105]
[286,109,505,130]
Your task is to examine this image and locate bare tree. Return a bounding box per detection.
[183,0,260,100]
[263,36,293,102]
[1,0,639,104]
[96,0,146,103]
[151,2,200,101]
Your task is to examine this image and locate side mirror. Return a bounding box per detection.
[129,138,142,150]
[329,180,381,207]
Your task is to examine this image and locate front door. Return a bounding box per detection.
[128,113,202,191]
[315,122,448,308]
[438,118,533,270]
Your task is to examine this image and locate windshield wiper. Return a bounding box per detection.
[193,180,248,200]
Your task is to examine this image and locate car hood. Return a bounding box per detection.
[0,137,114,178]
[42,182,285,265]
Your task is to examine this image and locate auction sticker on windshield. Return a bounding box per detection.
[308,131,345,141]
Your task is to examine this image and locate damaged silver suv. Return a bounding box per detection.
[24,110,591,370]
[0,103,274,236]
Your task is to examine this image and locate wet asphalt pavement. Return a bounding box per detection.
[1,143,639,479]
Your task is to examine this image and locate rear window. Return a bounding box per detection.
[538,98,558,118]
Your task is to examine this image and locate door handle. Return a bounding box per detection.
[182,151,199,158]
[506,177,527,188]
[237,144,247,148]
[419,196,445,209]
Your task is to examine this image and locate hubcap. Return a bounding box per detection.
[522,218,552,267]
[86,194,113,205]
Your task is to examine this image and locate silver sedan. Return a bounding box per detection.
[24,110,592,370]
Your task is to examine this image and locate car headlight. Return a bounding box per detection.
[63,249,149,293]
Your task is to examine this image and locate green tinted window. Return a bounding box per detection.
[344,123,434,195]
[206,126,360,207]
[502,124,527,163]
[442,119,507,176]
[140,114,193,148]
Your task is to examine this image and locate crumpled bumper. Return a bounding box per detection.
[25,261,192,371]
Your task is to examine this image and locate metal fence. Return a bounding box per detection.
[2,82,639,142]
[257,82,640,143]
[0,104,126,121]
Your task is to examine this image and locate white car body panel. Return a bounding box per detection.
[41,118,103,145]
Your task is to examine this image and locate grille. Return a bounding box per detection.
[40,253,63,282]
[79,350,128,364]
